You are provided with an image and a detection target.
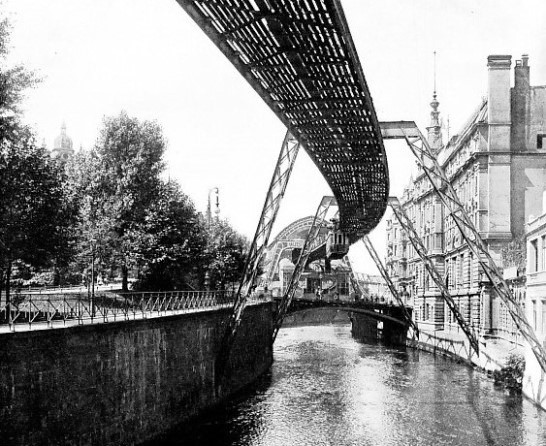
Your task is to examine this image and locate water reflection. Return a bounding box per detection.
[157,324,546,446]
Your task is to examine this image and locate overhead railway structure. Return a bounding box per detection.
[176,0,390,381]
[176,0,389,239]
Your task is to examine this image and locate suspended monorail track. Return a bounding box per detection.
[176,0,389,240]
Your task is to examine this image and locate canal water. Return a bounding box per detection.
[159,324,546,446]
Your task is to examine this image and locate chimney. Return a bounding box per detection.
[487,55,512,124]
[487,55,511,151]
[515,54,530,92]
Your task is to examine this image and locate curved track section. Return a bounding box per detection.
[176,0,389,241]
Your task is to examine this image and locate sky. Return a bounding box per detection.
[3,0,546,274]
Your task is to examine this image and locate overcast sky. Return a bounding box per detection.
[3,0,546,274]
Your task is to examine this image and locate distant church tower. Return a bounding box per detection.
[426,52,443,152]
[52,122,74,160]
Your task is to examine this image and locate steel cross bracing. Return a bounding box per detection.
[342,255,363,298]
[381,121,546,373]
[176,0,389,241]
[216,131,299,378]
[361,235,419,338]
[388,197,480,355]
[272,196,336,342]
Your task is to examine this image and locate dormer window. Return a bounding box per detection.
[538,134,546,150]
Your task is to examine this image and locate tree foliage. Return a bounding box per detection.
[0,15,251,294]
[0,132,69,299]
[204,219,249,290]
[94,111,166,290]
[0,18,38,143]
[0,15,73,300]
[133,181,207,290]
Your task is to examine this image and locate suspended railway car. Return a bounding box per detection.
[326,226,350,260]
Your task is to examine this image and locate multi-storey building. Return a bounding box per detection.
[523,210,546,406]
[386,54,546,342]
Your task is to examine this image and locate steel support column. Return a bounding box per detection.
[388,197,479,355]
[272,196,336,342]
[216,131,300,380]
[361,235,419,338]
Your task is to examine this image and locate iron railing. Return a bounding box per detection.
[0,290,270,331]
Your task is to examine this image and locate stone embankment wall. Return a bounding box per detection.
[0,303,274,446]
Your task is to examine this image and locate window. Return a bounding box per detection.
[459,254,464,286]
[531,239,539,272]
[468,252,473,285]
[533,300,537,330]
[542,236,546,270]
[538,134,546,150]
[452,257,457,288]
[542,300,546,334]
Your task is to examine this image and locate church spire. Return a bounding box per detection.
[427,51,443,151]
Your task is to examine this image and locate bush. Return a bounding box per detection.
[493,353,525,393]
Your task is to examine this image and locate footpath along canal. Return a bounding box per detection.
[154,323,546,446]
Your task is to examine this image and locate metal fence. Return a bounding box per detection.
[0,290,243,330]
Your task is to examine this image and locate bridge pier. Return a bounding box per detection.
[350,312,378,342]
[351,306,411,346]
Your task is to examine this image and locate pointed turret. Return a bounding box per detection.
[426,52,443,152]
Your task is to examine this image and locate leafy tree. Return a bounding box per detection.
[0,133,69,305]
[0,15,71,304]
[204,219,249,290]
[60,148,118,287]
[95,111,165,290]
[134,181,207,290]
[0,17,37,144]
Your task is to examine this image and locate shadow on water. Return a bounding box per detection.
[142,372,273,446]
[466,371,525,446]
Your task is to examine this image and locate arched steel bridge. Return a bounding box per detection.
[176,0,389,240]
[263,216,317,280]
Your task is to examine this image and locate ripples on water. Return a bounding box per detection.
[160,324,546,446]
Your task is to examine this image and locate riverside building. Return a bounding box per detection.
[386,54,546,343]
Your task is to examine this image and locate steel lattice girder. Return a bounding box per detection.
[272,195,336,342]
[381,121,546,374]
[176,0,389,242]
[361,235,419,338]
[342,255,362,297]
[216,131,299,380]
[388,197,480,355]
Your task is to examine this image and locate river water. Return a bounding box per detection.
[160,324,546,446]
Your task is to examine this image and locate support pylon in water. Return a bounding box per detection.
[216,131,300,386]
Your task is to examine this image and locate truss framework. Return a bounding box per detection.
[272,196,336,342]
[361,235,419,338]
[388,198,477,353]
[342,255,364,298]
[382,120,546,373]
[216,131,299,378]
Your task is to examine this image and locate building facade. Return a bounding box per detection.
[386,54,546,342]
[523,212,546,407]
